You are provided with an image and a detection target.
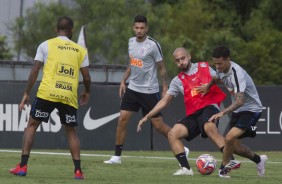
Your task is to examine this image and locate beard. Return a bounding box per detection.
[180,61,191,72]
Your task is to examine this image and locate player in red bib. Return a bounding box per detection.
[138,47,240,175]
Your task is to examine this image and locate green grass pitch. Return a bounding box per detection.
[0,149,281,184]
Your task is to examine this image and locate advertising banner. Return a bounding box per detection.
[0,82,281,151]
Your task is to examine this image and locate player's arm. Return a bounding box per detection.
[25,60,42,94]
[19,60,43,111]
[79,66,91,105]
[208,92,245,122]
[119,64,131,97]
[221,92,244,114]
[195,67,221,94]
[137,93,173,132]
[157,61,169,97]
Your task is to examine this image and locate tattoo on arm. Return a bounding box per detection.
[222,92,245,114]
[157,61,169,87]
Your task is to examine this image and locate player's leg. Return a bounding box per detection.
[10,97,53,177]
[222,127,243,165]
[115,110,134,149]
[168,123,193,176]
[64,125,84,179]
[197,105,240,178]
[230,111,267,177]
[203,121,225,148]
[151,116,171,137]
[104,88,138,164]
[144,92,190,157]
[104,110,134,164]
[59,103,84,179]
[9,116,41,176]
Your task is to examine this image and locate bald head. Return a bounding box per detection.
[173,47,190,58]
[173,47,191,71]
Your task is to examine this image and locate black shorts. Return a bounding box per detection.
[230,111,261,138]
[120,88,161,118]
[30,97,78,126]
[177,105,219,141]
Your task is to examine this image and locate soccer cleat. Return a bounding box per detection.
[257,155,268,177]
[9,163,27,176]
[218,167,231,178]
[227,160,241,170]
[103,156,121,164]
[74,169,84,180]
[173,167,193,176]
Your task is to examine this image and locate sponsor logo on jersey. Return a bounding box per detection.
[58,45,79,52]
[57,63,75,78]
[55,81,73,91]
[49,93,73,103]
[130,57,143,68]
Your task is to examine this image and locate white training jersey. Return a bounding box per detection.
[216,61,263,113]
[127,36,163,94]
[167,63,216,97]
[34,36,89,68]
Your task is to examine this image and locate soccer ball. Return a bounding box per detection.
[196,154,216,175]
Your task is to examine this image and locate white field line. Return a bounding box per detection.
[0,149,281,164]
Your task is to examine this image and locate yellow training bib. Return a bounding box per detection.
[37,37,87,109]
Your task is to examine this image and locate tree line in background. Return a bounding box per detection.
[4,0,282,85]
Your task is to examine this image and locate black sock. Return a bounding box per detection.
[20,154,29,167]
[73,159,81,172]
[250,153,261,164]
[220,163,225,169]
[175,152,190,170]
[115,145,123,156]
[219,146,235,160]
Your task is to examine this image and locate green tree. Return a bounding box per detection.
[11,2,72,59]
[0,35,12,59]
[74,0,151,64]
[10,0,281,84]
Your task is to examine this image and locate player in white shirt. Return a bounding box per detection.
[198,46,267,178]
[104,15,189,164]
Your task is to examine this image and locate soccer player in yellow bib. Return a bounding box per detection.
[9,16,91,180]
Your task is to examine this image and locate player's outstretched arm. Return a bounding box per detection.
[137,93,173,132]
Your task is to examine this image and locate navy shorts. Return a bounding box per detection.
[120,88,162,118]
[177,105,219,141]
[30,97,78,126]
[230,111,261,138]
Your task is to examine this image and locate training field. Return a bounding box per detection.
[0,149,281,184]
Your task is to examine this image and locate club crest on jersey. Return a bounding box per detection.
[181,74,185,79]
[140,48,146,56]
[200,62,207,67]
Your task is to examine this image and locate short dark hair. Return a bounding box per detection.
[57,16,74,31]
[134,15,147,25]
[212,46,230,59]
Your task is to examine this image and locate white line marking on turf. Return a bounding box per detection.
[0,149,281,164]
